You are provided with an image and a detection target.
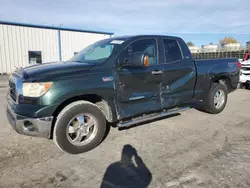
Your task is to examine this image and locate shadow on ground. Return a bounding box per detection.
[100,144,152,188]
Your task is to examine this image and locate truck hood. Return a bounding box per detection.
[22,61,94,79]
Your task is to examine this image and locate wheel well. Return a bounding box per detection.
[50,94,113,139]
[212,77,232,93]
[53,94,113,122]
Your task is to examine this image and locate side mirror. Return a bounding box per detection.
[122,53,149,68]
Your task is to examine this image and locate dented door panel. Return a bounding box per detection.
[116,65,164,119]
[162,61,196,108]
[160,38,196,108]
[115,38,165,119]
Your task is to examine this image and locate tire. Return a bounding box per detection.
[238,83,248,89]
[202,83,228,114]
[53,101,107,154]
[244,83,250,89]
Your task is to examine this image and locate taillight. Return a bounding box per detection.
[237,62,242,69]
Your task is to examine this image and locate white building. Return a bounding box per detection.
[0,21,113,74]
[188,46,200,53]
[201,44,219,52]
[221,43,241,51]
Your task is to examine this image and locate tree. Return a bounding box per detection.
[220,37,238,45]
[186,41,194,47]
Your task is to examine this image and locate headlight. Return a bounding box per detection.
[23,82,53,97]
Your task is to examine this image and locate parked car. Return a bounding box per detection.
[6,35,240,154]
[239,53,250,88]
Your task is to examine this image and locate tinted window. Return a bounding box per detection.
[127,39,157,65]
[28,51,42,64]
[162,39,182,63]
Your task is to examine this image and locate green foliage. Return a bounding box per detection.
[220,37,238,45]
[186,41,194,47]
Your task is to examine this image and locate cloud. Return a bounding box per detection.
[0,0,249,36]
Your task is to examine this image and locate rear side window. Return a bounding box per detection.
[126,39,157,65]
[162,39,183,63]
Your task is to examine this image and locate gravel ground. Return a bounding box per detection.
[0,75,9,88]
[0,88,250,188]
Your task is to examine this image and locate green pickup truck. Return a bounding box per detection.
[6,35,240,154]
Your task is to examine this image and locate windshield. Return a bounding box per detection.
[68,39,124,64]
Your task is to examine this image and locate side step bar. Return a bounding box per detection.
[117,106,190,128]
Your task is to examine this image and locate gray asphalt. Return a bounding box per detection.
[1,88,250,188]
[0,75,9,88]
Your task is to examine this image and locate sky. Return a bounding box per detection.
[0,0,249,47]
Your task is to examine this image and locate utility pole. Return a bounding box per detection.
[58,23,63,61]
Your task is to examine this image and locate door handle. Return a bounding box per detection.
[152,70,163,75]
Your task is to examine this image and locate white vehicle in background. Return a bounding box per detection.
[239,53,250,88]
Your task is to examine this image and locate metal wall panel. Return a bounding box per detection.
[0,24,58,74]
[60,31,110,61]
[0,23,112,74]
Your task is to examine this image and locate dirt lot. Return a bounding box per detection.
[0,88,250,188]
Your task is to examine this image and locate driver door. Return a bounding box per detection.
[115,38,165,119]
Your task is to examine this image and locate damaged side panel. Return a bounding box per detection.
[113,36,196,120]
[160,36,197,109]
[115,65,165,119]
[162,64,196,108]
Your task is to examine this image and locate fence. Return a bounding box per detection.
[192,50,250,60]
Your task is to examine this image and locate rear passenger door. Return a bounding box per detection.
[160,38,196,109]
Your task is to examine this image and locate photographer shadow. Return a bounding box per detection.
[100,144,152,188]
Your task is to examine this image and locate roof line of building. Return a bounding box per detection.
[0,20,114,35]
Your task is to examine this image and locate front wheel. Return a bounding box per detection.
[53,101,107,154]
[202,83,228,114]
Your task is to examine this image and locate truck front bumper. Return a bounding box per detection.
[6,103,53,139]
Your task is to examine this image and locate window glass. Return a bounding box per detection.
[85,45,112,60]
[69,39,122,64]
[127,39,157,65]
[162,39,182,63]
[28,51,42,64]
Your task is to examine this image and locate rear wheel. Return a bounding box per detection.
[53,101,106,154]
[203,83,228,114]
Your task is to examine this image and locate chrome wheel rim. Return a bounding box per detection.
[66,113,98,146]
[214,89,225,109]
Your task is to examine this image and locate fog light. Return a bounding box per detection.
[23,121,35,132]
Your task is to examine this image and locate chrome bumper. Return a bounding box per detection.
[6,104,53,139]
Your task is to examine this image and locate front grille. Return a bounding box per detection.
[9,80,17,101]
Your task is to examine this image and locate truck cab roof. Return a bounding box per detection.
[110,35,182,41]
